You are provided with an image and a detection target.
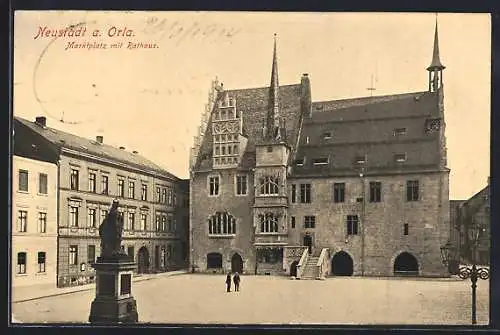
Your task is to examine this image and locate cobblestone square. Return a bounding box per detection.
[11,274,489,325]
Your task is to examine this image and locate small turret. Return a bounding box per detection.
[427,17,446,92]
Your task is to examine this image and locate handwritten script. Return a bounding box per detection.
[34,25,159,51]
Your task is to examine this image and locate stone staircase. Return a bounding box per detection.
[300,255,319,280]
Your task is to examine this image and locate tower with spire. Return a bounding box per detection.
[189,19,451,279]
[427,17,446,92]
[267,34,287,142]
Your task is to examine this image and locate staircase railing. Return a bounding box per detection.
[296,248,309,279]
[316,248,330,280]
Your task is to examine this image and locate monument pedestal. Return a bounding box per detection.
[89,255,138,324]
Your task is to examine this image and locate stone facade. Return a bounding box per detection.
[56,152,188,287]
[190,26,450,278]
[450,180,490,265]
[14,117,190,287]
[12,156,58,287]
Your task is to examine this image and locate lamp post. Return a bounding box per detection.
[359,167,366,276]
[440,223,489,325]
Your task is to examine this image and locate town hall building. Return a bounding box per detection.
[189,22,450,278]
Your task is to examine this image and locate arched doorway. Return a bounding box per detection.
[137,247,150,274]
[231,253,243,273]
[331,251,353,276]
[394,252,419,276]
[207,252,223,269]
[290,261,298,277]
[303,235,313,254]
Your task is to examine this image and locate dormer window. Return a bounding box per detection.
[312,158,329,166]
[393,128,407,136]
[355,155,366,164]
[295,158,305,166]
[394,153,407,163]
[322,132,332,140]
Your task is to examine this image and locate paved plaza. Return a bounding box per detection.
[11,274,489,325]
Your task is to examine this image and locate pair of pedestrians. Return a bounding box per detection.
[225,272,241,292]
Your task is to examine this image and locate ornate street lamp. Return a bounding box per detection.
[441,223,489,325]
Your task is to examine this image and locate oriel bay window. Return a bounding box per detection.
[259,213,279,233]
[208,212,236,235]
[259,176,279,195]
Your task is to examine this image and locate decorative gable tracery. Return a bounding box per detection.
[212,91,245,169]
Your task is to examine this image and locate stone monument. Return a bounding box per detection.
[89,200,139,323]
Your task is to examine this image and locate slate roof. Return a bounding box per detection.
[14,116,179,181]
[195,85,446,177]
[295,90,445,177]
[196,84,303,171]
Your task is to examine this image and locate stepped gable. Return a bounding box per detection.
[195,83,302,171]
[294,91,444,177]
[15,116,179,181]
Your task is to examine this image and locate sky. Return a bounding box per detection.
[13,11,491,200]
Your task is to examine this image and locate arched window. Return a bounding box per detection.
[259,176,279,195]
[259,213,279,233]
[208,212,236,235]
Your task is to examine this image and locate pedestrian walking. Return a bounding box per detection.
[233,272,241,292]
[225,273,232,292]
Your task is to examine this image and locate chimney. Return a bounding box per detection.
[96,136,103,144]
[300,73,312,118]
[119,146,125,150]
[35,116,47,127]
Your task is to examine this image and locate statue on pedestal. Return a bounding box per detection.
[89,199,138,323]
[99,199,126,258]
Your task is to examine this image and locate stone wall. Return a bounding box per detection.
[191,169,255,274]
[288,170,450,277]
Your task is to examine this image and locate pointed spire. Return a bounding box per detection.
[269,33,280,137]
[427,15,446,71]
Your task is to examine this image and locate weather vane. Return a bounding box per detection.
[366,74,376,97]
